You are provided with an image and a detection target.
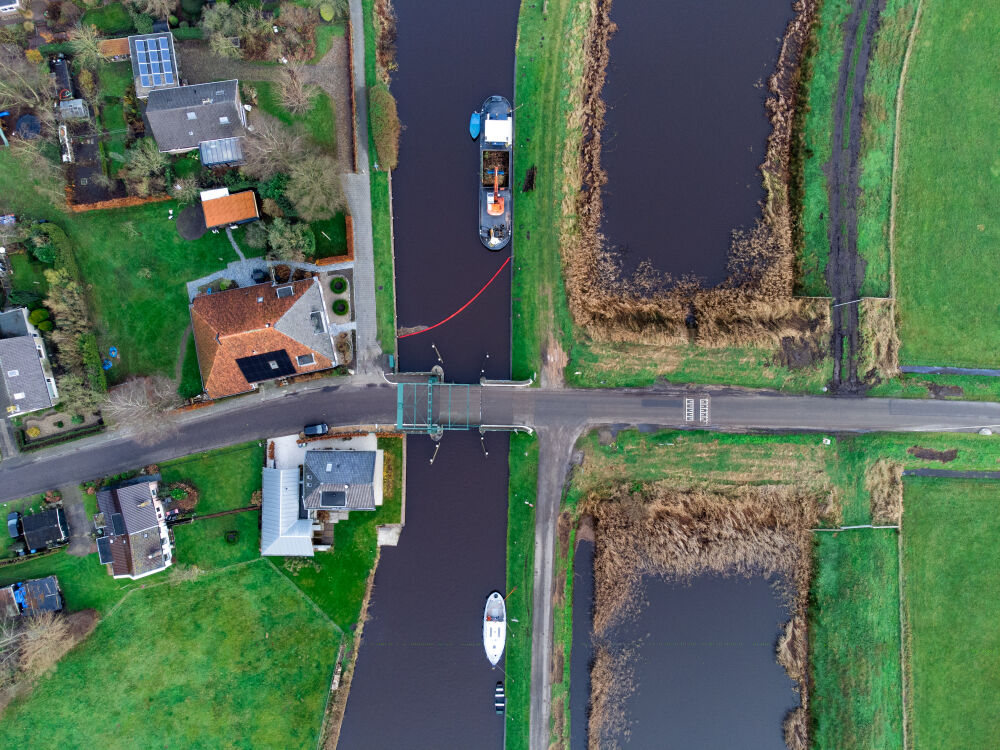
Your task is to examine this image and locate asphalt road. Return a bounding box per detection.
[5,382,1000,502]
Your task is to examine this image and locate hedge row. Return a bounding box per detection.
[16,422,105,452]
[78,333,109,394]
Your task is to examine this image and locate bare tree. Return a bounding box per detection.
[240,113,309,179]
[104,376,181,444]
[0,45,55,127]
[19,612,69,675]
[286,154,344,221]
[279,65,314,115]
[208,32,241,60]
[129,0,176,19]
[173,177,200,205]
[69,23,101,71]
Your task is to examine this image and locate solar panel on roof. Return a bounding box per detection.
[164,72,174,84]
[152,74,161,86]
[140,75,150,87]
[137,51,146,63]
[136,39,145,51]
[159,37,170,50]
[97,536,112,565]
[150,50,159,62]
[235,350,296,384]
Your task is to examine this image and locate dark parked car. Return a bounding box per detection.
[303,423,329,437]
[7,511,20,539]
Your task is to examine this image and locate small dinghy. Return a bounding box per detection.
[483,591,506,666]
[494,681,506,715]
[469,111,481,139]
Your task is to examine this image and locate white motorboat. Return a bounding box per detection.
[483,591,506,666]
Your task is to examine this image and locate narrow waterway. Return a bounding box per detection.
[571,541,798,748]
[338,0,518,746]
[600,0,795,285]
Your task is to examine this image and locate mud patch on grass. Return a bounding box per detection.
[928,383,963,399]
[907,446,958,463]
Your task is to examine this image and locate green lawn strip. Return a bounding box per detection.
[505,433,537,750]
[810,530,903,750]
[870,372,1000,401]
[172,511,261,571]
[98,101,125,133]
[97,61,133,101]
[64,200,237,381]
[566,339,832,391]
[893,2,1000,366]
[8,251,50,298]
[0,547,132,614]
[361,0,379,158]
[252,80,337,153]
[0,561,337,749]
[370,170,396,355]
[159,442,264,514]
[309,23,345,64]
[311,213,349,257]
[0,494,45,559]
[177,331,204,398]
[80,1,132,34]
[275,437,402,629]
[511,0,581,382]
[856,0,918,297]
[0,149,65,220]
[902,477,1000,749]
[796,0,852,296]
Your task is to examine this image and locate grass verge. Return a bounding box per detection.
[370,170,396,356]
[505,432,537,750]
[177,331,204,398]
[901,477,1000,749]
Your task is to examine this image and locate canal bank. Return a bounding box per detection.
[338,0,519,746]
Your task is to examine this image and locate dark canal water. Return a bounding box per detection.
[338,0,518,747]
[600,0,795,285]
[571,540,798,748]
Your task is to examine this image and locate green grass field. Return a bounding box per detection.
[0,561,337,750]
[309,23,346,64]
[80,2,131,34]
[177,332,203,398]
[8,251,50,299]
[810,530,903,750]
[252,80,337,154]
[902,477,1000,749]
[311,213,349,257]
[370,171,396,354]
[505,433,537,750]
[894,2,1000,366]
[97,61,133,102]
[0,547,134,614]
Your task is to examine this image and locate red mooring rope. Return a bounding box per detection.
[397,256,512,339]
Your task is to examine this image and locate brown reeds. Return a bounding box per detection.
[562,0,828,352]
[866,459,904,525]
[858,298,900,382]
[581,483,825,748]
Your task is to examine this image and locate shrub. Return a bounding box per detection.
[368,84,400,169]
[170,487,188,501]
[180,0,203,16]
[330,277,347,294]
[168,14,178,26]
[78,333,109,394]
[24,48,43,64]
[71,415,84,425]
[333,299,348,316]
[219,279,232,291]
[54,421,64,428]
[28,308,50,325]
[8,290,42,307]
[244,221,268,249]
[26,427,41,439]
[319,3,334,21]
[37,320,54,332]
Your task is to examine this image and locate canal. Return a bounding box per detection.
[338,0,518,747]
[571,540,799,748]
[600,0,795,285]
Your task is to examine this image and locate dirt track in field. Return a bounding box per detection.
[824,0,887,393]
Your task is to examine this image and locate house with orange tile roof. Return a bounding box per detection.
[190,277,337,399]
[202,190,259,230]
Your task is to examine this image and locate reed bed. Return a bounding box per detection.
[565,0,829,352]
[581,483,827,748]
[866,459,904,525]
[859,297,901,382]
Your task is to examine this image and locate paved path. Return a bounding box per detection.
[341,0,381,376]
[224,228,247,261]
[59,483,94,557]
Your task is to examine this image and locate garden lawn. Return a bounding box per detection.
[159,442,264,514]
[902,477,1000,750]
[99,101,125,133]
[252,80,337,153]
[275,437,402,630]
[0,547,133,614]
[505,433,537,750]
[80,2,132,34]
[63,200,238,380]
[311,213,348,256]
[172,511,261,571]
[309,23,345,64]
[8,251,50,298]
[0,561,338,750]
[810,530,903,750]
[97,61,133,101]
[370,170,395,353]
[893,1,1000,366]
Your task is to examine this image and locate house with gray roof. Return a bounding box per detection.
[94,477,173,579]
[145,80,246,155]
[0,308,58,419]
[261,437,384,557]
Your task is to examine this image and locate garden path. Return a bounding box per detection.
[224,227,247,260]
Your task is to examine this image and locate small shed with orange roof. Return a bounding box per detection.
[202,190,260,230]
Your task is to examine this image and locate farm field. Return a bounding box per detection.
[902,477,1000,750]
[893,1,1000,366]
